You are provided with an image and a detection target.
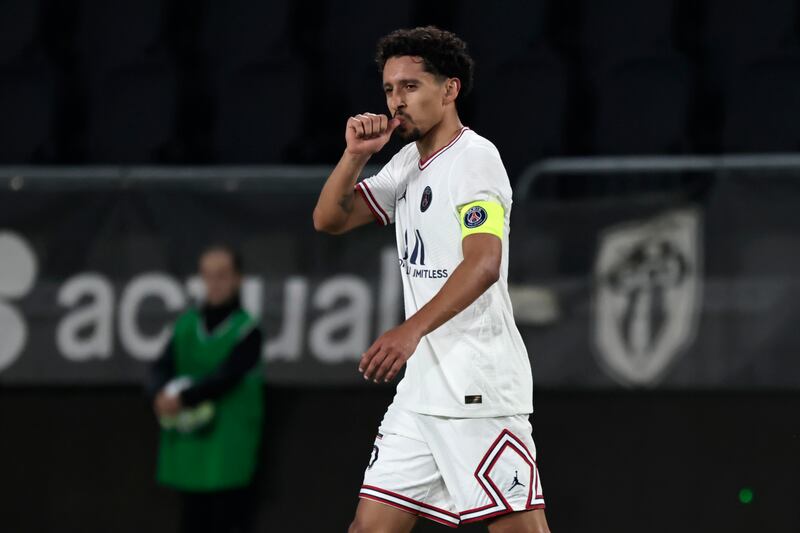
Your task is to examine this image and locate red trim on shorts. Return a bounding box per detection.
[418,127,469,170]
[460,504,547,525]
[499,430,544,502]
[459,428,545,523]
[355,182,389,225]
[360,485,459,519]
[463,429,513,518]
[359,485,460,528]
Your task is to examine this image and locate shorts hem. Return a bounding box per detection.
[459,503,546,524]
[359,485,460,528]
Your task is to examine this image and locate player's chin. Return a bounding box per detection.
[397,126,422,142]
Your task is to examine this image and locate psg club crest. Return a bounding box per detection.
[464,205,488,228]
[592,209,703,386]
[420,186,433,212]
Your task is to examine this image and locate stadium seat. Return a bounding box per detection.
[76,0,165,72]
[210,64,305,163]
[703,0,800,151]
[0,0,56,163]
[200,0,305,162]
[579,0,690,154]
[75,0,178,162]
[0,56,56,162]
[318,0,413,114]
[723,55,800,152]
[591,55,691,154]
[469,55,567,173]
[85,63,177,163]
[0,0,41,66]
[705,0,797,75]
[200,0,294,70]
[455,1,567,171]
[582,0,675,69]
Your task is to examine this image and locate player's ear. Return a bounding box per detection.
[443,78,461,105]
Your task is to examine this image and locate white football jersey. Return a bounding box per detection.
[356,127,533,418]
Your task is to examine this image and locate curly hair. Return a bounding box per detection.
[375,26,475,97]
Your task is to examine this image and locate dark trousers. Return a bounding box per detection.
[179,484,256,533]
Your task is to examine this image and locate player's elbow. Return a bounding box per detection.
[477,255,501,287]
[313,208,344,235]
[483,264,501,286]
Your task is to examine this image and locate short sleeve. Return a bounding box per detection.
[448,145,513,215]
[355,160,398,226]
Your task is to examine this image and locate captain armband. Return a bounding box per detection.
[458,200,505,240]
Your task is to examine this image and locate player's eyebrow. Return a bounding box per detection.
[384,78,422,89]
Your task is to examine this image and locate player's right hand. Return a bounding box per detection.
[345,112,400,156]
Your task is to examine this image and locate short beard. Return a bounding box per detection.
[397,126,423,142]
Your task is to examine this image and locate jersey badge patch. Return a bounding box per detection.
[464,205,488,228]
[420,186,432,212]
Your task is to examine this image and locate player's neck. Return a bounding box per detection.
[417,116,464,161]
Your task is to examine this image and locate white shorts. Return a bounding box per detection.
[359,403,545,528]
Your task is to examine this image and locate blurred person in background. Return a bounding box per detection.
[146,244,263,533]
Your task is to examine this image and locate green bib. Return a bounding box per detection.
[156,308,263,491]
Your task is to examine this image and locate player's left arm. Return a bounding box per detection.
[360,204,504,382]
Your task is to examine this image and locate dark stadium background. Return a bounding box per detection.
[1,1,800,532]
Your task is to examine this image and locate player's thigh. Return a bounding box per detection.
[349,498,418,533]
[488,508,550,533]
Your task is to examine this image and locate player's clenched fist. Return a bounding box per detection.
[345,112,400,156]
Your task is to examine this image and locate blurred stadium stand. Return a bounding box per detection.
[0,0,56,162]
[0,0,798,169]
[76,0,178,162]
[705,0,800,151]
[581,0,691,155]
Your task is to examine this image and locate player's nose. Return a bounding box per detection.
[388,94,404,112]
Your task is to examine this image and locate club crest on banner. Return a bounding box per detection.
[592,209,702,386]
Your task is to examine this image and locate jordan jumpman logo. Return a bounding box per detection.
[508,470,526,491]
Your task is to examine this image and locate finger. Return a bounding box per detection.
[373,351,398,383]
[370,115,383,137]
[387,117,401,134]
[352,117,367,138]
[347,117,362,138]
[359,341,381,373]
[364,112,380,134]
[364,348,390,381]
[356,114,373,136]
[379,114,388,133]
[384,359,405,382]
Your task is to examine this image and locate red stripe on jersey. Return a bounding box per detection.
[355,182,388,226]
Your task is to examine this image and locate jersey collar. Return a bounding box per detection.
[418,127,469,171]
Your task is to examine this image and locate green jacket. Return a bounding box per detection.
[157,308,263,491]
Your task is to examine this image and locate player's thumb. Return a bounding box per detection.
[387,117,401,134]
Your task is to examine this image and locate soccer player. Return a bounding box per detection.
[313,27,550,533]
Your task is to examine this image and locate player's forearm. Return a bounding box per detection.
[313,150,371,232]
[404,257,499,338]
